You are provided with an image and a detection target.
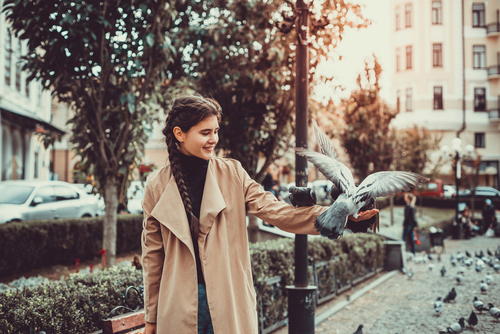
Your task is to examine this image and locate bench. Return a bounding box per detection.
[90,310,146,334]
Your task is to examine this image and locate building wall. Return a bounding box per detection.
[390,0,500,189]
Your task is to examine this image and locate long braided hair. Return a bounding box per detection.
[162,95,222,240]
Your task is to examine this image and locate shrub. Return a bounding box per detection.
[0,215,143,278]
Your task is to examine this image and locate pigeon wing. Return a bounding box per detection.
[353,171,429,204]
[295,147,356,195]
[312,119,339,161]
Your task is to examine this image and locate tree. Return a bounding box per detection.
[4,0,177,265]
[339,55,398,181]
[167,0,370,181]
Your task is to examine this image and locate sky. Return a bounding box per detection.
[313,0,392,105]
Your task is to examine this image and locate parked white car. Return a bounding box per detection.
[443,185,456,199]
[0,180,102,224]
[126,180,145,214]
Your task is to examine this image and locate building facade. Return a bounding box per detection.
[390,0,500,189]
[0,5,64,182]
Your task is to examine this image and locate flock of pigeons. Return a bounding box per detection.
[404,248,500,333]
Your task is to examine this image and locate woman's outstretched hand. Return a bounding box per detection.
[144,322,156,334]
[348,209,379,222]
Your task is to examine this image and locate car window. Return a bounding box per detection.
[0,185,34,204]
[476,190,494,197]
[34,186,56,204]
[54,186,80,201]
[426,183,438,190]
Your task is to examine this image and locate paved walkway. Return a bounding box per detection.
[314,236,500,334]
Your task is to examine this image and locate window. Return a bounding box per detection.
[395,7,401,30]
[406,46,412,69]
[54,186,79,201]
[475,133,485,148]
[5,30,11,87]
[396,90,401,112]
[15,40,21,92]
[433,43,442,67]
[34,186,56,204]
[432,1,442,24]
[405,4,412,28]
[474,87,486,111]
[396,48,401,72]
[434,86,443,110]
[406,88,413,111]
[473,45,486,69]
[472,3,485,27]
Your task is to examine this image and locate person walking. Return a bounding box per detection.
[141,95,378,334]
[402,193,417,254]
[482,198,496,231]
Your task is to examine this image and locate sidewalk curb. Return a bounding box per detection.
[314,270,399,326]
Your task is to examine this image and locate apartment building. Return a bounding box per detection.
[390,0,500,188]
[0,8,64,182]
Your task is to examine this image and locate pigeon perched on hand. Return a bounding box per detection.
[443,288,457,303]
[466,310,478,329]
[295,120,428,239]
[434,297,443,315]
[488,303,500,322]
[473,296,488,313]
[438,317,465,333]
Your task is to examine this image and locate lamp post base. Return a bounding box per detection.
[286,285,317,334]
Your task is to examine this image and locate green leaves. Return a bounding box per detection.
[126,93,136,114]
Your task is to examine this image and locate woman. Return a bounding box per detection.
[141,95,378,334]
[402,193,417,254]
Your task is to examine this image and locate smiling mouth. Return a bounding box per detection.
[204,146,214,151]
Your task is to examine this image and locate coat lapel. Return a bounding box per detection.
[199,161,226,235]
[150,177,194,256]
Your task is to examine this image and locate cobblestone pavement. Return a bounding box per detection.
[312,236,500,334]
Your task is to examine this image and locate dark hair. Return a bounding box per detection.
[162,95,222,239]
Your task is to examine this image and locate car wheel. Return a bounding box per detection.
[81,214,92,218]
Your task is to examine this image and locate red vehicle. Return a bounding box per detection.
[414,179,444,197]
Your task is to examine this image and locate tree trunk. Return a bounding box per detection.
[247,214,260,243]
[103,178,119,266]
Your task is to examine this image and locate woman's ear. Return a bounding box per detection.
[173,126,184,143]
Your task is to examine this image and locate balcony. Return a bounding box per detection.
[487,65,500,79]
[489,109,500,122]
[486,22,500,36]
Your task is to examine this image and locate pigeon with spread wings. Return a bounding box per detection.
[295,120,429,240]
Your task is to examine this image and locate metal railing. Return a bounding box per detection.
[487,65,500,77]
[486,22,500,34]
[256,256,384,334]
[489,109,500,121]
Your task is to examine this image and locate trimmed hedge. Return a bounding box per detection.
[0,233,386,334]
[0,215,143,278]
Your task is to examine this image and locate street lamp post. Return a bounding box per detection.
[441,138,475,239]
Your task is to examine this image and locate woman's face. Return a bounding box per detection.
[175,115,219,160]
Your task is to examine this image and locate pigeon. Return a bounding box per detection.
[488,303,500,322]
[443,288,457,303]
[429,263,435,271]
[294,120,429,239]
[466,310,478,329]
[480,280,488,294]
[485,273,493,285]
[407,268,414,279]
[438,254,442,262]
[466,250,472,258]
[441,266,447,277]
[473,296,488,313]
[475,264,482,273]
[352,324,363,334]
[494,263,500,273]
[459,265,466,274]
[428,254,434,261]
[434,297,443,315]
[455,272,464,284]
[479,250,484,258]
[487,249,493,256]
[438,317,465,333]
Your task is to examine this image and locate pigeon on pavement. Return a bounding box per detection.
[473,296,488,313]
[352,324,363,334]
[441,266,446,277]
[407,268,414,279]
[294,120,428,239]
[443,288,457,303]
[487,249,493,256]
[434,297,443,315]
[485,272,493,285]
[438,317,465,333]
[429,263,435,271]
[487,303,500,322]
[466,310,478,329]
[455,272,463,284]
[480,280,488,294]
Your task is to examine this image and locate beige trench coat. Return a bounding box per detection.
[141,157,327,334]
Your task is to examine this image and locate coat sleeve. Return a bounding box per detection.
[141,181,165,324]
[236,162,327,235]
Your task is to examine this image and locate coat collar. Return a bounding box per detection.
[150,160,227,254]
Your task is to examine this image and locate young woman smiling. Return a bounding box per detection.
[141,95,378,334]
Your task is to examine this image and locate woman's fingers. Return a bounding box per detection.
[349,209,379,222]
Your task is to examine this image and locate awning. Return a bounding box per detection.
[0,106,65,136]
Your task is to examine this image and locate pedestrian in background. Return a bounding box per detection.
[402,192,417,254]
[140,95,378,334]
[482,198,496,231]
